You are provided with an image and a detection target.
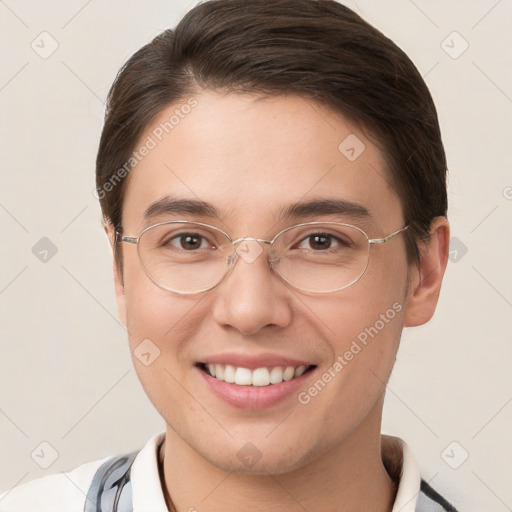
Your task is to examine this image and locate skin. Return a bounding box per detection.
[105,91,449,512]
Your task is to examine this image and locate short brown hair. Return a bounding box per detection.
[96,0,447,271]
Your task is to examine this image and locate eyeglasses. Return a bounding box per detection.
[117,221,408,295]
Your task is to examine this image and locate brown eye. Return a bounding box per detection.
[178,234,203,250]
[164,232,210,251]
[297,233,350,251]
[308,234,332,250]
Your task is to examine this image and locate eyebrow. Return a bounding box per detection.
[144,196,217,220]
[143,195,371,223]
[277,198,371,221]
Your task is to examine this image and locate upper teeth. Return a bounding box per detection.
[206,364,307,386]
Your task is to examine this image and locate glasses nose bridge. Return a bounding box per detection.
[230,237,275,262]
[225,236,276,271]
[231,236,272,246]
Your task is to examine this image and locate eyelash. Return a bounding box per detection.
[162,231,352,251]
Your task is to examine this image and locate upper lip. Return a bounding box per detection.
[199,353,315,370]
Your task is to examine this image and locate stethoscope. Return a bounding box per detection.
[111,465,131,512]
[87,452,137,512]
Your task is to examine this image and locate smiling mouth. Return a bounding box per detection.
[197,363,316,387]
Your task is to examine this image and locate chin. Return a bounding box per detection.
[189,428,326,477]
[204,447,311,476]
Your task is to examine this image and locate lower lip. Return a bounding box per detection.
[197,366,315,410]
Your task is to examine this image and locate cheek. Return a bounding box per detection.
[307,251,407,356]
[295,254,407,419]
[315,290,404,390]
[292,296,404,451]
[121,252,202,387]
[122,249,193,341]
[121,259,205,420]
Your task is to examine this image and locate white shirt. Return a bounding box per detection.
[0,433,455,511]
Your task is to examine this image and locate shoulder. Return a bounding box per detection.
[0,456,109,511]
[0,433,165,512]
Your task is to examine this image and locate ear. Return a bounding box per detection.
[104,222,127,328]
[403,217,450,327]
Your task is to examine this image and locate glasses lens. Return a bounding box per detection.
[271,223,370,292]
[136,221,370,294]
[137,222,231,293]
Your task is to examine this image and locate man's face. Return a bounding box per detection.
[115,92,412,474]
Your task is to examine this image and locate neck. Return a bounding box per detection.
[159,402,398,512]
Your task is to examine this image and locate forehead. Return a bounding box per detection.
[122,91,401,234]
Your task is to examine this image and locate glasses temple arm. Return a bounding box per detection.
[114,228,138,245]
[368,225,409,245]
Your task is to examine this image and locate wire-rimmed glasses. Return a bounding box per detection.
[117,221,409,295]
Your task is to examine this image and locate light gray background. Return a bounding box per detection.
[0,1,511,510]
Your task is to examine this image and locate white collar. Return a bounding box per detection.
[388,435,422,511]
[131,432,168,512]
[130,432,422,512]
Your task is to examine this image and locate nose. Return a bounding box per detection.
[211,240,293,335]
